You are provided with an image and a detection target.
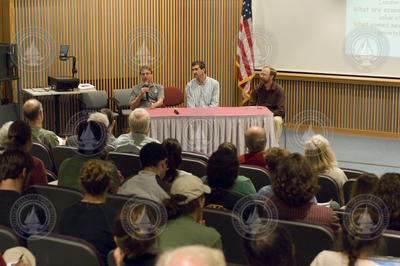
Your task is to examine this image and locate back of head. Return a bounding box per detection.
[88,112,109,128]
[265,147,290,177]
[161,138,182,183]
[245,127,267,153]
[375,173,400,229]
[156,245,226,266]
[76,120,107,156]
[244,225,295,266]
[0,149,34,181]
[207,148,239,190]
[23,98,42,121]
[7,120,31,150]
[350,173,379,199]
[129,108,150,134]
[140,142,167,168]
[304,134,336,173]
[0,121,13,147]
[80,159,112,195]
[273,153,319,206]
[217,142,237,156]
[113,206,157,260]
[100,108,115,129]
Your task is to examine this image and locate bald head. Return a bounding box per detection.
[245,126,267,153]
[128,108,150,134]
[23,99,43,122]
[156,245,226,266]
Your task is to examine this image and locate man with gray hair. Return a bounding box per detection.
[0,121,13,148]
[115,108,159,153]
[238,126,267,169]
[22,98,61,149]
[156,245,226,266]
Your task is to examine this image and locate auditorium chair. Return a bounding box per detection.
[31,141,57,174]
[238,164,271,191]
[380,231,400,257]
[180,158,208,178]
[342,179,356,204]
[162,86,184,107]
[181,150,209,164]
[316,175,341,206]
[112,88,133,135]
[28,233,104,266]
[340,167,367,180]
[0,225,24,252]
[52,145,78,173]
[108,151,141,179]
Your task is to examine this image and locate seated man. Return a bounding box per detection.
[156,245,226,266]
[185,61,219,108]
[118,142,170,203]
[22,98,61,149]
[115,108,159,153]
[248,66,285,144]
[0,149,34,227]
[100,108,117,146]
[129,66,164,110]
[238,126,267,168]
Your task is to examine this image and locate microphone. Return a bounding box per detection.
[174,108,179,115]
[143,82,149,101]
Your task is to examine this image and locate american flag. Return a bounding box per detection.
[236,0,255,105]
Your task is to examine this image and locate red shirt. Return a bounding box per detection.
[238,151,267,169]
[28,156,48,186]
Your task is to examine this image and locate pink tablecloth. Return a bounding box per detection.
[147,106,277,155]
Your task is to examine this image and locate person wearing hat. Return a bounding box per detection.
[155,174,222,251]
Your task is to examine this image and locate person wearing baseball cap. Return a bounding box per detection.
[155,174,222,251]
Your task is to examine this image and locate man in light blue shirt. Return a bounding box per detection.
[115,108,159,153]
[185,61,220,108]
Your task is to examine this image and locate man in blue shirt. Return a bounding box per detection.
[185,61,220,108]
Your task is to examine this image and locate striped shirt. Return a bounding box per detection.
[185,77,220,107]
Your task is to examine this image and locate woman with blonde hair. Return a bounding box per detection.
[304,134,347,203]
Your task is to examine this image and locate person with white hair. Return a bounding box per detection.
[304,134,348,204]
[115,108,159,153]
[156,245,226,266]
[0,121,13,148]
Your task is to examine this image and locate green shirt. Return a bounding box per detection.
[58,155,121,193]
[31,126,59,149]
[156,215,222,251]
[201,175,257,197]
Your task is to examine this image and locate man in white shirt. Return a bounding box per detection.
[185,61,220,108]
[118,142,170,203]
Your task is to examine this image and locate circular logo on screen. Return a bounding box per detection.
[122,26,167,72]
[13,27,56,73]
[343,194,389,240]
[182,119,214,153]
[9,194,56,239]
[232,196,278,240]
[120,197,167,240]
[234,29,275,69]
[289,110,333,154]
[345,26,389,71]
[64,111,107,157]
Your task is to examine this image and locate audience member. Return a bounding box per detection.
[2,246,36,266]
[305,134,348,204]
[0,121,13,149]
[311,208,381,266]
[59,159,118,264]
[161,138,193,183]
[156,174,222,251]
[268,153,340,234]
[129,66,164,110]
[203,149,242,210]
[185,60,219,108]
[238,126,267,168]
[350,173,379,200]
[113,205,159,266]
[0,149,34,227]
[7,121,47,186]
[115,108,159,153]
[248,66,285,144]
[375,173,400,231]
[244,225,295,266]
[156,245,226,266]
[118,142,170,203]
[211,143,256,196]
[22,99,60,149]
[58,120,121,192]
[88,112,116,150]
[100,108,117,145]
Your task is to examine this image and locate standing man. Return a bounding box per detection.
[248,66,285,144]
[185,61,220,108]
[129,66,164,110]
